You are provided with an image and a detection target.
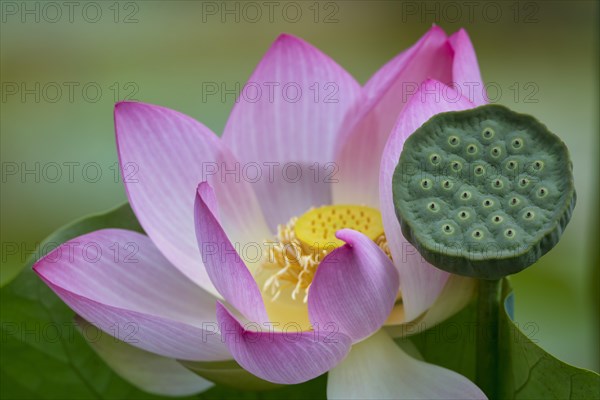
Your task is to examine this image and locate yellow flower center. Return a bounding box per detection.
[254,204,390,329]
[294,205,385,250]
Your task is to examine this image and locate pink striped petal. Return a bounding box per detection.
[75,316,214,396]
[222,34,361,229]
[115,101,269,296]
[379,79,475,321]
[216,302,352,384]
[33,229,230,361]
[308,229,399,342]
[333,26,453,207]
[327,330,486,399]
[363,27,451,101]
[449,29,487,106]
[194,182,269,324]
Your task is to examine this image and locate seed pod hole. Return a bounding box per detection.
[451,161,462,172]
[467,144,478,154]
[461,191,471,200]
[482,127,495,139]
[421,179,432,189]
[512,138,523,149]
[428,202,440,212]
[504,228,515,238]
[430,153,441,165]
[474,165,485,176]
[442,224,454,234]
[483,199,494,207]
[472,230,483,239]
[448,136,460,146]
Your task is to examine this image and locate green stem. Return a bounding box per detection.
[476,278,501,399]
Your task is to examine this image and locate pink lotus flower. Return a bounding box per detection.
[34,27,488,398]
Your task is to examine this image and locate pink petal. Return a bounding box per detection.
[327,330,486,399]
[308,229,399,342]
[33,229,230,361]
[222,34,361,229]
[75,316,214,396]
[194,182,269,324]
[216,302,352,384]
[333,26,453,207]
[115,101,269,296]
[363,27,451,100]
[379,79,475,321]
[449,29,487,106]
[385,275,476,337]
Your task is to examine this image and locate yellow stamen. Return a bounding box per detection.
[256,205,389,305]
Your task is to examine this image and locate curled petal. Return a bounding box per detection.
[308,229,399,342]
[195,182,269,324]
[216,302,352,384]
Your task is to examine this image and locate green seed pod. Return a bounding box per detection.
[392,105,576,279]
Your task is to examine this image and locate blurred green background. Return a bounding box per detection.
[1,0,598,374]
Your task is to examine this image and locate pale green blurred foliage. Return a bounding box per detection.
[1,0,598,371]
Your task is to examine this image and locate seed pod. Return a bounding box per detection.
[392,104,575,279]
